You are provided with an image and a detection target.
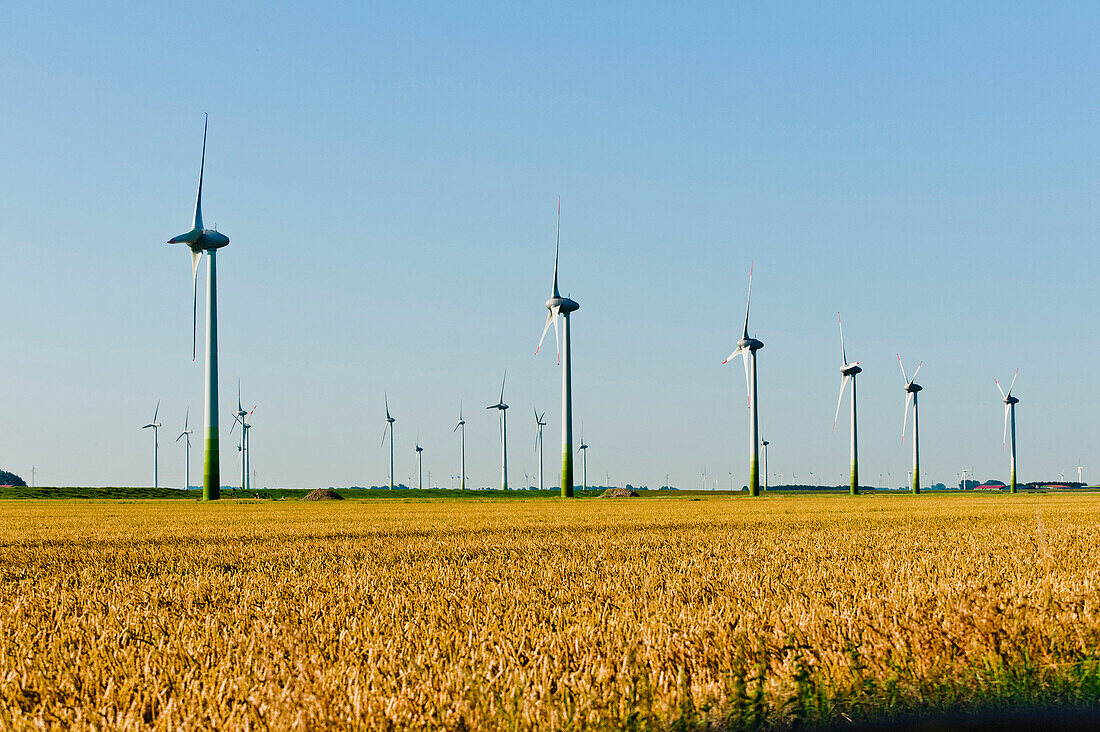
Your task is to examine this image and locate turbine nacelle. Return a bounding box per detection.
[841,363,862,377]
[905,382,923,393]
[738,336,764,351]
[168,229,230,250]
[1004,395,1019,405]
[546,295,580,314]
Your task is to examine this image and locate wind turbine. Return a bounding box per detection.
[760,436,770,491]
[995,370,1020,494]
[381,395,396,490]
[454,402,466,490]
[168,114,230,500]
[176,408,193,490]
[1078,462,1084,484]
[230,382,254,491]
[415,435,424,490]
[578,425,588,491]
[486,372,509,490]
[723,263,764,496]
[898,355,924,495]
[142,401,162,488]
[833,314,862,495]
[536,198,581,498]
[534,409,547,491]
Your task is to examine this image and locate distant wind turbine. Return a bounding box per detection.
[723,263,764,496]
[176,408,193,490]
[995,370,1020,494]
[534,409,547,491]
[898,355,924,495]
[415,435,424,490]
[536,198,581,498]
[1078,462,1084,484]
[760,436,770,491]
[230,383,255,491]
[486,372,509,490]
[454,402,466,490]
[578,425,588,491]
[168,114,230,500]
[833,314,862,495]
[142,401,162,488]
[381,395,396,490]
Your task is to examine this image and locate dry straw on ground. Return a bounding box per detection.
[2,494,1099,729]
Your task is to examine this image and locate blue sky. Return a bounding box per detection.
[2,2,1099,489]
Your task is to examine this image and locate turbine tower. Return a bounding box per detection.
[760,436,770,490]
[381,395,396,490]
[833,314,862,496]
[534,409,547,491]
[486,372,509,491]
[578,426,588,491]
[176,408,193,490]
[142,401,162,488]
[536,198,581,498]
[168,115,230,500]
[1078,462,1084,484]
[995,370,1020,494]
[415,436,424,490]
[454,402,466,490]
[898,355,924,495]
[723,263,764,496]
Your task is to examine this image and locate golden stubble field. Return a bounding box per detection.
[2,493,1100,730]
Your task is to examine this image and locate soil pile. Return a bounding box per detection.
[301,488,344,501]
[600,488,639,498]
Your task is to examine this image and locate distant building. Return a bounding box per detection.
[973,483,1004,491]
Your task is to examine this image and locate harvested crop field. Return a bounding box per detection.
[2,493,1100,729]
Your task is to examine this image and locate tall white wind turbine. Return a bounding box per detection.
[995,370,1020,494]
[534,409,547,491]
[486,372,509,491]
[898,355,924,495]
[833,314,862,495]
[454,402,466,490]
[142,401,162,488]
[536,199,580,498]
[723,263,764,496]
[381,395,396,490]
[168,115,230,500]
[176,408,193,490]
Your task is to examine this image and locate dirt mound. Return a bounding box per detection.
[600,488,639,498]
[301,488,344,501]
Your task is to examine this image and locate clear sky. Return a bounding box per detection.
[3,2,1099,490]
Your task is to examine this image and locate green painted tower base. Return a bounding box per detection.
[203,434,220,500]
[749,458,759,497]
[912,468,920,495]
[850,463,859,496]
[561,448,573,497]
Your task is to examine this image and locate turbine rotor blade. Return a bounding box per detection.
[1007,368,1018,397]
[552,196,561,298]
[722,346,742,365]
[742,262,753,339]
[536,310,555,355]
[995,379,1006,400]
[911,361,923,383]
[1003,403,1009,450]
[499,371,507,405]
[902,391,913,442]
[741,350,751,408]
[196,114,207,230]
[833,375,851,431]
[838,313,847,365]
[153,400,160,423]
[897,354,908,383]
[190,249,202,360]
